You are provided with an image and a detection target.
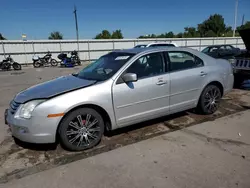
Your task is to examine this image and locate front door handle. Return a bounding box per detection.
[200,71,207,77]
[156,80,167,85]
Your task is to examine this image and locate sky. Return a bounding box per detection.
[0,0,250,40]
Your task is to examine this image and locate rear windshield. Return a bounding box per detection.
[150,44,175,47]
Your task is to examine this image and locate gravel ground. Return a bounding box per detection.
[0,67,250,184]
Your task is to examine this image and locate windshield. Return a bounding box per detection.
[201,47,209,53]
[75,52,135,81]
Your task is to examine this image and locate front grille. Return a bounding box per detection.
[9,100,21,115]
[234,59,250,70]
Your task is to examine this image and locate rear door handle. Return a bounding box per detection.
[200,71,207,76]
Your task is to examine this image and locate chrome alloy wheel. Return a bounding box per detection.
[203,87,221,113]
[66,114,101,147]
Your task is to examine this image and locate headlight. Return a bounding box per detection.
[15,100,46,119]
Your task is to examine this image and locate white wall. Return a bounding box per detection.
[0,37,245,64]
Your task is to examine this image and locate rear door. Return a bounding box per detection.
[165,51,208,113]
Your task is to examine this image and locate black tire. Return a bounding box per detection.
[75,58,81,66]
[77,60,81,66]
[33,61,41,68]
[50,59,58,67]
[12,62,22,70]
[234,75,245,88]
[196,85,222,115]
[3,62,11,70]
[59,108,104,151]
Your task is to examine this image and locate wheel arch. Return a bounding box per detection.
[204,81,224,96]
[56,104,112,142]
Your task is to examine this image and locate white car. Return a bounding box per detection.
[134,42,178,48]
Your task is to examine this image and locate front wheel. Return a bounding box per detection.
[12,62,22,70]
[50,59,58,67]
[59,108,104,151]
[33,61,41,68]
[196,85,222,115]
[2,62,11,70]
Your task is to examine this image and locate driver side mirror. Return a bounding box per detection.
[122,73,137,83]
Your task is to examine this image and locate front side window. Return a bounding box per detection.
[167,51,203,72]
[125,52,164,79]
[76,52,135,81]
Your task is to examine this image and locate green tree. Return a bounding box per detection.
[0,33,6,40]
[165,32,174,38]
[183,27,199,37]
[204,30,217,37]
[134,14,242,38]
[48,31,63,40]
[224,26,235,37]
[197,14,227,37]
[95,30,112,39]
[150,34,157,38]
[111,30,124,39]
[157,33,166,38]
[175,32,183,38]
[237,21,250,30]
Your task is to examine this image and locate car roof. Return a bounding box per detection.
[148,42,174,45]
[205,44,232,48]
[113,47,194,54]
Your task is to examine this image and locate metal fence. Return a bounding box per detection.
[0,37,245,64]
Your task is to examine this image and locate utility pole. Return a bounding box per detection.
[233,0,238,37]
[73,5,79,52]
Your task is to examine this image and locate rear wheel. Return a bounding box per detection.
[59,108,104,151]
[196,85,222,115]
[12,62,22,70]
[50,59,58,67]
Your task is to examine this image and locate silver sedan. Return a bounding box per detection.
[5,47,234,151]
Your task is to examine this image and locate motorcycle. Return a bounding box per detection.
[58,50,81,67]
[0,55,22,71]
[32,51,58,68]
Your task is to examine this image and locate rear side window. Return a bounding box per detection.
[167,51,204,72]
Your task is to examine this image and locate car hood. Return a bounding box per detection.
[14,75,97,103]
[238,28,250,50]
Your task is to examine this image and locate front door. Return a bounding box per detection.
[165,51,208,113]
[112,52,170,127]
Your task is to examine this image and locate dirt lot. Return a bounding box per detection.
[0,66,250,184]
